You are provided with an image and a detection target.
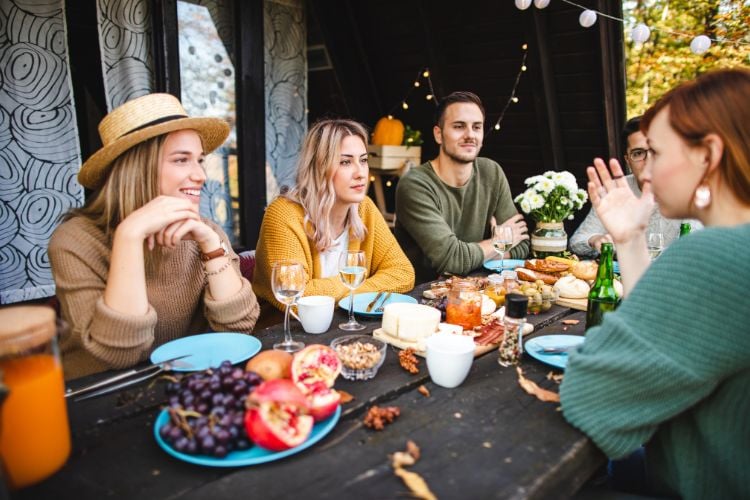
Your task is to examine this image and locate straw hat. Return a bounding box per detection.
[78,93,230,189]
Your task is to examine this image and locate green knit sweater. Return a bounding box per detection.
[394,158,529,282]
[560,224,750,499]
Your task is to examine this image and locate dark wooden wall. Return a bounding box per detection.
[308,0,625,233]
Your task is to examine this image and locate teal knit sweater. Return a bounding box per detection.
[394,158,529,283]
[560,224,750,499]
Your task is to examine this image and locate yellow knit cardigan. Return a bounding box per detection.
[253,196,415,311]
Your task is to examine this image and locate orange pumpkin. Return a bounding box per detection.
[371,116,405,146]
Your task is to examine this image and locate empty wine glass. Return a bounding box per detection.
[339,250,367,331]
[271,260,306,352]
[492,225,514,271]
[647,232,664,260]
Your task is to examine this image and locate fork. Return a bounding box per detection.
[365,291,385,313]
[375,292,392,313]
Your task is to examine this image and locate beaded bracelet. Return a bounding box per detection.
[204,259,231,277]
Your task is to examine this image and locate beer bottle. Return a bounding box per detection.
[679,222,691,237]
[585,242,619,329]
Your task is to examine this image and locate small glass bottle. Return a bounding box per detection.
[679,222,691,237]
[498,294,529,367]
[585,242,619,330]
[445,280,482,330]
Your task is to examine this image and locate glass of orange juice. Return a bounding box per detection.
[0,306,70,490]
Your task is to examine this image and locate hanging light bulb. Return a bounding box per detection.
[521,65,527,72]
[387,114,394,120]
[522,43,528,50]
[579,10,597,28]
[533,0,550,8]
[512,97,519,103]
[414,81,420,87]
[631,23,651,44]
[690,35,711,54]
[426,94,433,100]
[402,101,409,110]
[386,180,393,187]
[369,176,375,182]
[494,123,501,130]
[423,70,430,78]
[515,0,532,10]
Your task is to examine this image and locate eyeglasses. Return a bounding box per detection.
[627,148,650,163]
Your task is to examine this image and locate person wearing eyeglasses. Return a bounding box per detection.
[569,116,700,257]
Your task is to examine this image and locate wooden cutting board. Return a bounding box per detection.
[554,297,588,311]
[372,323,535,358]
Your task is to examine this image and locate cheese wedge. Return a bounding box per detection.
[381,303,441,342]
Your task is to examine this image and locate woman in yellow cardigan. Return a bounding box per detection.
[254,119,415,312]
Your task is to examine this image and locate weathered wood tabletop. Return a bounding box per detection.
[16,283,603,500]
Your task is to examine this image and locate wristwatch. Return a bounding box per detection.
[201,241,229,262]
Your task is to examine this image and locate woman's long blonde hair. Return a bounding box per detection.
[64,135,165,268]
[284,119,369,252]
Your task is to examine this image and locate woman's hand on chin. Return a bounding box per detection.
[116,195,200,247]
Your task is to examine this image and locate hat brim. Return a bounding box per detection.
[78,116,230,189]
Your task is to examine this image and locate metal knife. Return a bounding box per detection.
[365,291,385,312]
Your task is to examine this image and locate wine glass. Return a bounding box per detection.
[492,225,514,271]
[646,232,664,260]
[339,250,367,331]
[271,260,306,352]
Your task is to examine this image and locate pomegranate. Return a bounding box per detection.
[291,345,342,422]
[244,379,313,451]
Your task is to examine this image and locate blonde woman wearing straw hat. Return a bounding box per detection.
[253,119,415,313]
[48,93,259,379]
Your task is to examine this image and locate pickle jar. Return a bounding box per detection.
[445,280,482,330]
[0,306,71,490]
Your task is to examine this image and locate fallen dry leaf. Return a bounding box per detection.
[391,451,416,468]
[406,440,420,461]
[338,390,355,404]
[545,371,564,384]
[393,467,437,500]
[516,367,560,403]
[562,319,580,325]
[417,385,430,397]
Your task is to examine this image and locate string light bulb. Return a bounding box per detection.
[426,94,433,100]
[402,101,409,110]
[422,70,429,78]
[522,43,528,50]
[690,35,711,54]
[414,81,420,87]
[579,10,597,28]
[369,176,375,182]
[515,0,532,10]
[534,0,550,8]
[386,180,393,187]
[521,65,527,71]
[512,97,519,103]
[494,124,500,130]
[631,23,651,44]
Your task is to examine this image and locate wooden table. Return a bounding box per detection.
[16,285,603,500]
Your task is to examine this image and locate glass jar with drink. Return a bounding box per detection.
[445,280,482,331]
[0,306,71,490]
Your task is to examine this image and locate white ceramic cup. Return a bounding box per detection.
[291,295,335,334]
[425,333,476,388]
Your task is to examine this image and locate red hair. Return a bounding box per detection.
[641,68,750,205]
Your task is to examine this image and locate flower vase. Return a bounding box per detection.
[530,221,567,258]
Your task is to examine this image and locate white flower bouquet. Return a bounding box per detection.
[514,171,588,222]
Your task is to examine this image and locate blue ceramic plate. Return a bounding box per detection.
[150,333,262,372]
[483,258,526,272]
[524,334,585,370]
[153,405,341,467]
[338,292,417,317]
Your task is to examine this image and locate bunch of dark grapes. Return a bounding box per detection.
[159,360,263,457]
[421,296,447,320]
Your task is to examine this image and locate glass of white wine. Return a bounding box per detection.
[492,225,514,271]
[647,232,664,260]
[339,250,367,331]
[271,260,306,352]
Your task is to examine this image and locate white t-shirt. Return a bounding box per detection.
[319,230,349,278]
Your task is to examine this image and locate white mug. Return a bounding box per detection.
[425,333,476,388]
[291,295,335,334]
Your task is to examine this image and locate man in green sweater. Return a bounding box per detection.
[395,91,530,283]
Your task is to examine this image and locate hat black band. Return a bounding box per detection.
[122,114,189,138]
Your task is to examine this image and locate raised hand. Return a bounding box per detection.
[587,158,654,246]
[117,195,201,246]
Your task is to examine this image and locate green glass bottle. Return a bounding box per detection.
[585,242,619,329]
[680,222,691,237]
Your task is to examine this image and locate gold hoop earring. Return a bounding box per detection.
[694,184,711,209]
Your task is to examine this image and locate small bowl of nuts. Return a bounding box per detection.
[330,335,387,381]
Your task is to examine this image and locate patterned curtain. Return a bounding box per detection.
[96,0,154,110]
[264,0,306,196]
[0,0,83,304]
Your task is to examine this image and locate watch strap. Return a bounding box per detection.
[201,242,228,262]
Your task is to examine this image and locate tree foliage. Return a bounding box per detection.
[624,0,750,117]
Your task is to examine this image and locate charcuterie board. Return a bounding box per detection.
[372,322,535,358]
[554,297,588,311]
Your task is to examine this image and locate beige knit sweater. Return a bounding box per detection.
[48,216,260,380]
